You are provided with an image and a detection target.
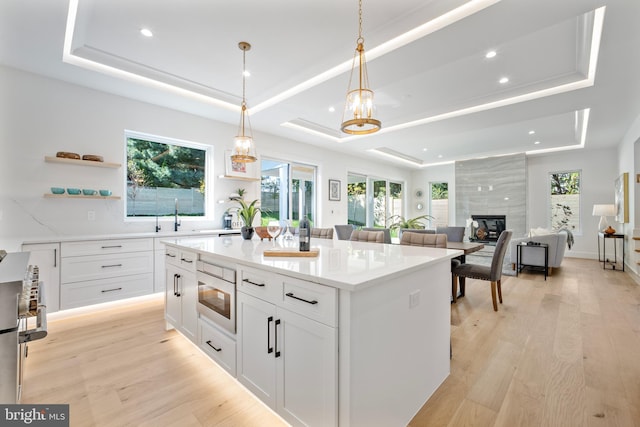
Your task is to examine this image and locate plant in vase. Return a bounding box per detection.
[235,198,261,240]
[388,214,433,239]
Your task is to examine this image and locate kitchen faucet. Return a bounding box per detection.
[174,198,181,231]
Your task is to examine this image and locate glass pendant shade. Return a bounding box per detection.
[231,42,257,163]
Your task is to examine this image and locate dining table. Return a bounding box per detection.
[447,241,485,299]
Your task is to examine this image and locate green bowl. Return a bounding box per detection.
[99,189,112,197]
[82,189,97,196]
[67,188,81,195]
[51,187,65,194]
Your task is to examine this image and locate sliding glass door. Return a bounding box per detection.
[261,159,315,226]
[347,173,403,228]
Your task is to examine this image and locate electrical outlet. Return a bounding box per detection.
[87,211,95,221]
[409,290,420,308]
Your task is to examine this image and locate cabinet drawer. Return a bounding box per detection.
[165,248,196,272]
[282,276,337,327]
[62,238,153,257]
[61,252,153,283]
[60,273,153,309]
[238,266,283,304]
[198,317,236,376]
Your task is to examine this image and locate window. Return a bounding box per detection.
[549,170,580,231]
[261,159,316,226]
[126,131,210,219]
[347,173,403,229]
[429,182,448,227]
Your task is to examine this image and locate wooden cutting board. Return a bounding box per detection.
[263,248,319,257]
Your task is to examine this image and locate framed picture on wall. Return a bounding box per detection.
[224,150,259,180]
[615,172,629,223]
[329,179,341,201]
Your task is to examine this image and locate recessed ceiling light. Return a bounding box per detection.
[528,130,535,135]
[242,70,251,77]
[140,28,153,38]
[422,148,428,152]
[438,154,443,158]
[499,77,509,84]
[534,141,541,145]
[485,50,497,59]
[328,106,335,113]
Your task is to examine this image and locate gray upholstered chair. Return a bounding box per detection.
[334,224,355,240]
[310,227,333,239]
[400,232,447,248]
[350,230,384,243]
[362,227,391,244]
[435,226,465,242]
[451,230,512,311]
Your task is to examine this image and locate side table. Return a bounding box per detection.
[597,232,624,271]
[516,242,549,280]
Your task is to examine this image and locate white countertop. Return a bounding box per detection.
[21,229,240,245]
[164,236,463,291]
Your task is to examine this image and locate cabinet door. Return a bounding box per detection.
[237,292,277,409]
[22,243,61,313]
[276,308,338,427]
[165,265,182,329]
[179,269,197,342]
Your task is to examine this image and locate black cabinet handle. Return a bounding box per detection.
[267,316,273,354]
[101,245,123,249]
[205,340,221,352]
[181,258,193,263]
[173,274,177,296]
[101,264,123,268]
[166,253,176,258]
[243,278,265,287]
[53,248,57,268]
[174,273,181,297]
[101,287,122,293]
[285,292,318,305]
[275,319,281,358]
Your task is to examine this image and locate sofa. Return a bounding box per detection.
[508,229,569,275]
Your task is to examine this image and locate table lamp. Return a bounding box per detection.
[592,204,616,232]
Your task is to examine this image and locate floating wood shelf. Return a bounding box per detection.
[43,194,120,200]
[45,156,121,169]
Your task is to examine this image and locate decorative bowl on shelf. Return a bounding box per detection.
[51,187,65,194]
[67,188,81,195]
[99,189,112,197]
[82,189,97,196]
[56,151,80,160]
[82,154,104,162]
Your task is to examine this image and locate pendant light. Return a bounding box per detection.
[341,0,381,135]
[231,41,257,163]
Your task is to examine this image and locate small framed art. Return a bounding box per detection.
[329,179,341,201]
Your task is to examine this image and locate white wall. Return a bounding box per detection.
[0,65,411,251]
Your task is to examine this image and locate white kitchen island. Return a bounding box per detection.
[164,236,461,427]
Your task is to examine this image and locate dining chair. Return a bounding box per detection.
[350,230,384,243]
[310,227,334,239]
[400,232,447,248]
[334,224,356,240]
[435,226,465,242]
[362,227,392,244]
[451,230,513,311]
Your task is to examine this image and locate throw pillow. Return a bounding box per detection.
[529,227,553,237]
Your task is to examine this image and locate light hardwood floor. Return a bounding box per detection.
[22,258,640,426]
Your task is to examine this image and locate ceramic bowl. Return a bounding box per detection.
[82,189,97,196]
[51,187,65,195]
[67,188,81,195]
[99,189,112,197]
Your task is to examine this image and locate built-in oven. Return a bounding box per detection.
[196,260,236,334]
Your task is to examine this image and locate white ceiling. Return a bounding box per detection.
[2,0,640,168]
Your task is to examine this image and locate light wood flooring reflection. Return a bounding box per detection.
[22,258,640,426]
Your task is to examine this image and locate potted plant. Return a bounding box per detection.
[388,214,433,238]
[235,198,261,239]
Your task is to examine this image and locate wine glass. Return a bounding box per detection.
[282,220,294,241]
[267,220,281,246]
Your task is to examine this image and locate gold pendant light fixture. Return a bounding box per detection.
[231,41,257,163]
[341,0,381,135]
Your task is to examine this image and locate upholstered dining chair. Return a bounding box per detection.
[451,230,512,311]
[334,224,356,240]
[435,226,465,242]
[350,230,384,243]
[362,227,392,244]
[400,232,447,248]
[310,227,334,239]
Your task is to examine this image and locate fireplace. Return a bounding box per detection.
[470,215,506,242]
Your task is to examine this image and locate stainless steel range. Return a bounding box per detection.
[0,251,48,403]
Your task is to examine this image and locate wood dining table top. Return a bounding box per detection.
[446,241,485,255]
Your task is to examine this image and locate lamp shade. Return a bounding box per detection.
[592,204,616,216]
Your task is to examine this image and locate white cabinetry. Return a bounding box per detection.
[60,238,153,309]
[164,248,197,342]
[237,267,337,427]
[21,243,61,313]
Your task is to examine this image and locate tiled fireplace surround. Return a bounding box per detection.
[455,153,526,239]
